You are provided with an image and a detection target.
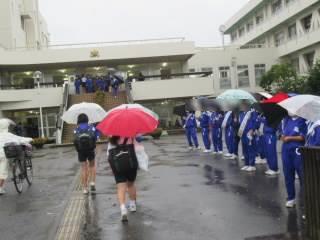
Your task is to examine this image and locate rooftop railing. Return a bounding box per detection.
[4,37,186,51]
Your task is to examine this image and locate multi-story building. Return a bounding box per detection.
[223,0,320,73]
[2,0,319,142]
[0,0,49,50]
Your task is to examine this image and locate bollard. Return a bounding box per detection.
[300,147,320,240]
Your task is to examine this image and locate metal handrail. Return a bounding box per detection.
[56,82,69,144]
[142,71,213,79]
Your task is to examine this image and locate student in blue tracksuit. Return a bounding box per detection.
[281,114,307,208]
[255,113,267,164]
[96,77,105,91]
[233,111,241,157]
[238,102,257,172]
[261,115,279,176]
[86,77,94,93]
[210,110,224,154]
[306,120,320,146]
[199,111,211,152]
[222,111,236,159]
[75,77,81,94]
[183,111,200,150]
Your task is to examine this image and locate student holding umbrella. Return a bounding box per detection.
[97,104,158,222]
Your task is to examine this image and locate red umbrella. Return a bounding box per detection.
[262,92,289,103]
[97,104,159,137]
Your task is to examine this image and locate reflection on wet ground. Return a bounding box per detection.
[79,135,307,240]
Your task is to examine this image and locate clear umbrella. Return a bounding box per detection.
[61,102,107,124]
[217,89,257,104]
[278,95,320,122]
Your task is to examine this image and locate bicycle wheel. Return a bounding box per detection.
[12,161,24,194]
[25,157,33,185]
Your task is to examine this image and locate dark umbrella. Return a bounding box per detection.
[201,99,221,111]
[173,104,186,116]
[260,103,287,128]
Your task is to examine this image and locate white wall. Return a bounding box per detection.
[0,41,195,66]
[0,87,63,110]
[131,77,214,101]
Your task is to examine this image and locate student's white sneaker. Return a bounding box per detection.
[90,182,96,193]
[265,170,280,176]
[224,153,232,157]
[0,187,6,195]
[241,166,249,171]
[212,151,218,155]
[240,156,245,160]
[286,200,296,208]
[229,154,237,160]
[255,157,265,164]
[218,151,223,154]
[128,201,137,212]
[203,149,211,153]
[261,159,267,164]
[188,146,194,151]
[121,205,128,222]
[83,188,89,195]
[246,166,257,172]
[196,146,202,150]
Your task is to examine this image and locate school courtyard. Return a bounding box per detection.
[0,135,305,240]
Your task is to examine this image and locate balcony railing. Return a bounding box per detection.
[135,71,213,81]
[0,82,64,90]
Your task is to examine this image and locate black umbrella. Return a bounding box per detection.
[201,99,221,111]
[173,104,186,116]
[260,103,287,128]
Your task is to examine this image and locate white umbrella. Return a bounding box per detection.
[61,102,107,124]
[0,118,16,127]
[278,95,320,122]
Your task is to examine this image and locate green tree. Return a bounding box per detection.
[260,63,305,93]
[305,60,320,95]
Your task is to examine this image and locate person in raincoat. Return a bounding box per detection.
[280,113,307,208]
[210,109,224,154]
[199,111,211,152]
[0,119,32,195]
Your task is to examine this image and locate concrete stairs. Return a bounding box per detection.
[62,91,127,143]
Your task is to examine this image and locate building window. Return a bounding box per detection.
[219,67,231,89]
[272,0,282,14]
[256,12,264,25]
[288,23,297,40]
[246,21,254,32]
[237,65,250,87]
[301,14,312,32]
[285,0,295,5]
[254,64,266,86]
[274,31,285,46]
[291,58,300,73]
[304,52,315,69]
[231,31,238,41]
[238,27,245,38]
[189,68,196,73]
[20,16,25,30]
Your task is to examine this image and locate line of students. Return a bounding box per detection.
[74,73,121,97]
[183,101,320,208]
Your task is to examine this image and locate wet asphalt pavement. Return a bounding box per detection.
[0,147,79,240]
[80,135,306,240]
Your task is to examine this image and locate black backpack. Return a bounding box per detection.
[74,126,96,152]
[108,139,138,173]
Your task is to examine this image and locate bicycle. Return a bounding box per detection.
[4,143,33,194]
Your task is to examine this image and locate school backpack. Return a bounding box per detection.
[108,139,138,173]
[74,126,96,152]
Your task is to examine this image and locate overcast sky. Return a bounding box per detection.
[39,0,249,46]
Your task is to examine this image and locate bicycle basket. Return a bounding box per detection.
[3,143,23,159]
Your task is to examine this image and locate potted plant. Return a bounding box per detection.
[149,128,163,140]
[32,138,48,149]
